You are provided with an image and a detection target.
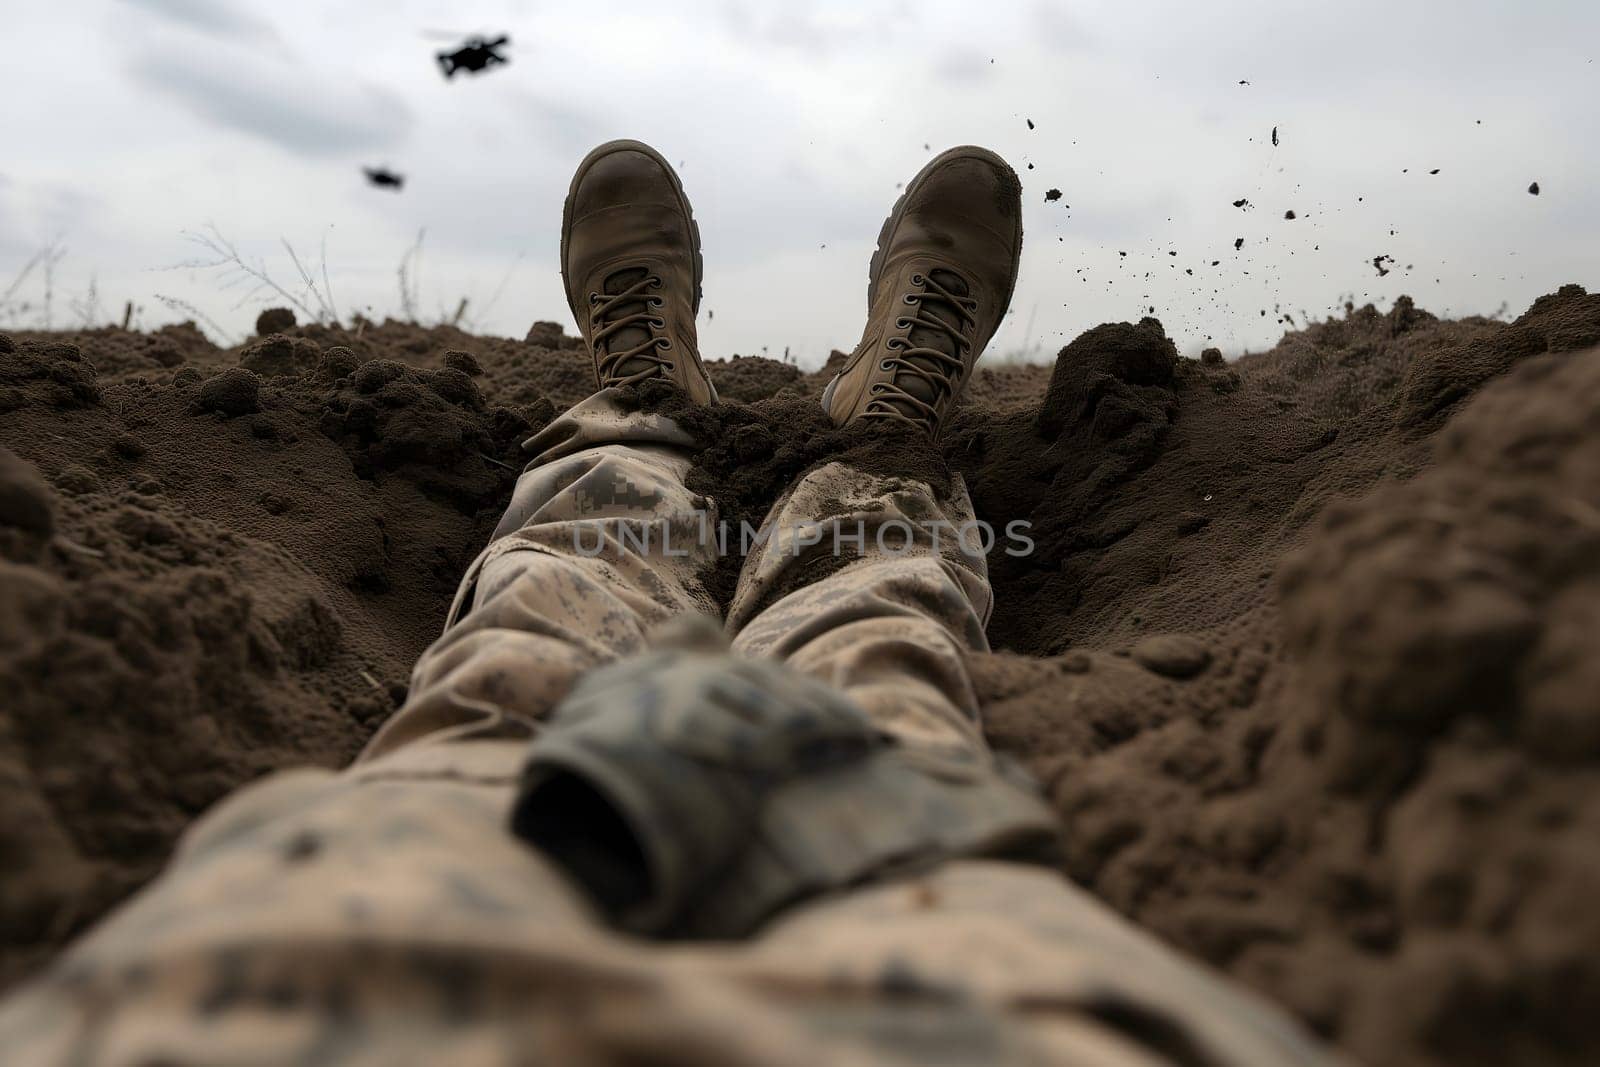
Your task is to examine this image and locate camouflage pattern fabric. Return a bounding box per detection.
[360,389,998,767]
[0,390,1340,1065]
[510,639,1062,939]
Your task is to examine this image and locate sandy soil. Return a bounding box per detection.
[3,286,1599,1065]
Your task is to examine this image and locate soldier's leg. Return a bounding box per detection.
[721,466,1338,1063]
[730,145,1028,761]
[366,137,723,760]
[361,390,720,759]
[727,458,993,763]
[718,859,1338,1066]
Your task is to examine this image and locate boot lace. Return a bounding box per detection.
[862,271,978,430]
[589,271,675,387]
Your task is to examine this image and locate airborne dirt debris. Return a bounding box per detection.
[3,287,1600,1067]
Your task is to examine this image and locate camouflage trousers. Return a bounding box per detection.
[0,392,1336,1066]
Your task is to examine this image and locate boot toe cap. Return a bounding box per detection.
[913,152,1021,231]
[571,147,682,219]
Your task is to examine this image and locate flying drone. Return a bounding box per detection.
[431,33,511,78]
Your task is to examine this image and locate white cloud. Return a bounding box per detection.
[121,6,414,158]
[121,0,280,45]
[129,50,414,157]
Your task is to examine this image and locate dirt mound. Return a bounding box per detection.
[963,284,1600,1066]
[0,318,549,983]
[3,288,1600,1066]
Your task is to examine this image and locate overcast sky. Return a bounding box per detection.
[2,0,1596,364]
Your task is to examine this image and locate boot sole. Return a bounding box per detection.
[822,146,1024,415]
[559,139,704,329]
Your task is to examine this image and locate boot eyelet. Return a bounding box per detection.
[649,297,664,308]
[659,338,674,350]
[902,294,917,305]
[662,361,675,370]
[648,276,663,288]
[588,292,600,305]
[910,272,924,285]
[650,317,666,329]
[879,360,894,372]
[871,384,886,393]
[895,317,910,329]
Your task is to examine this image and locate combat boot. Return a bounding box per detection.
[561,140,717,403]
[821,146,1022,436]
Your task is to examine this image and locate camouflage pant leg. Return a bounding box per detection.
[727,461,992,761]
[0,742,798,1067]
[361,389,721,760]
[374,400,987,765]
[735,856,1338,1066]
[0,739,1335,1066]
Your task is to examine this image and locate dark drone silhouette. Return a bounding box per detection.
[436,34,510,78]
[363,167,405,190]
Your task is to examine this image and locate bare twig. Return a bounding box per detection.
[0,241,68,328]
[154,293,239,346]
[397,229,426,322]
[171,224,339,326]
[476,451,516,471]
[320,230,338,326]
[72,274,104,329]
[472,251,526,328]
[281,237,340,324]
[2,248,49,305]
[42,246,65,329]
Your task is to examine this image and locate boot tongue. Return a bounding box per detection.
[890,268,968,409]
[601,266,659,379]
